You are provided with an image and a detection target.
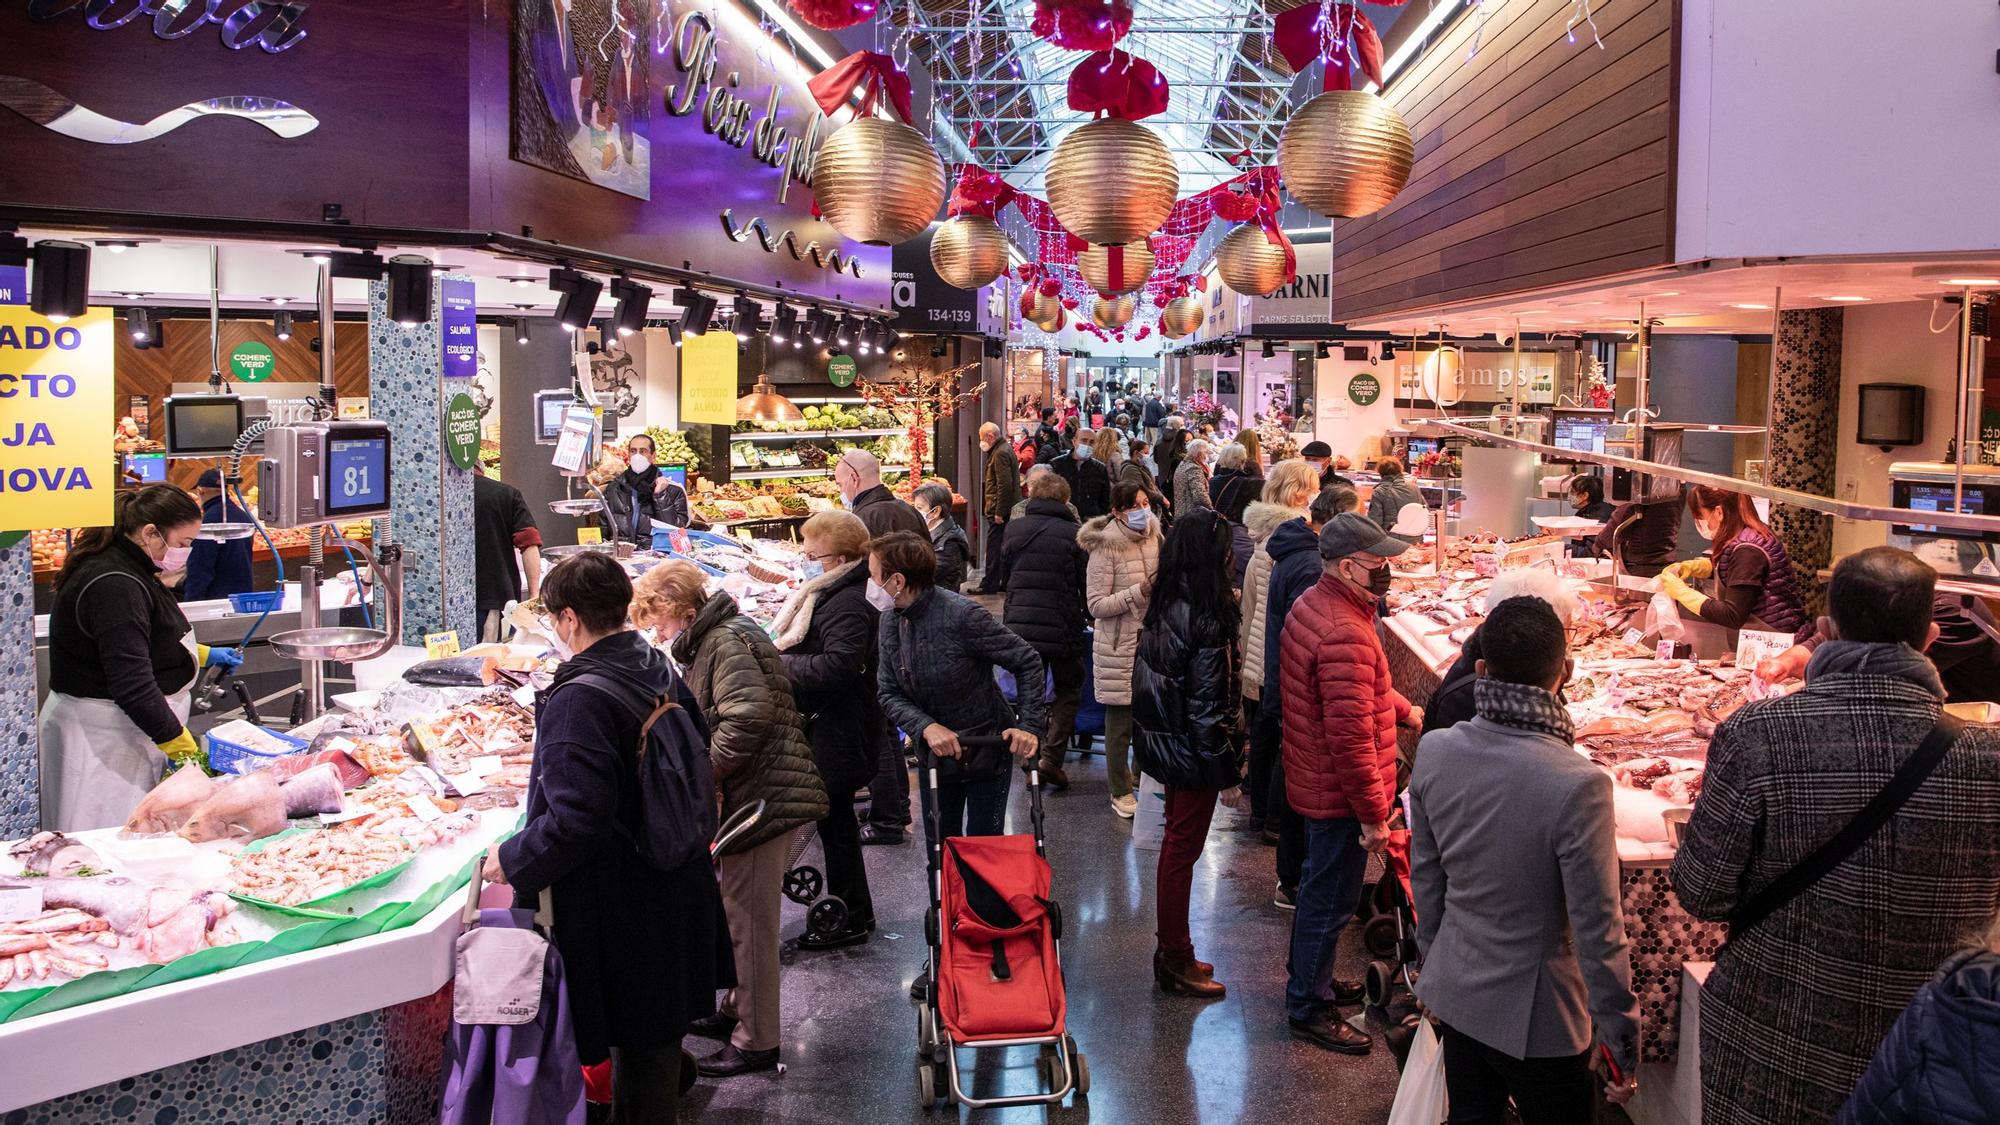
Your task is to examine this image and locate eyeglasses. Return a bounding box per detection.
[805,551,843,564]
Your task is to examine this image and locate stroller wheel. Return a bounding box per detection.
[1364,959,1396,1010]
[1075,1052,1091,1096]
[917,1005,937,1057]
[917,1062,937,1108]
[1363,913,1400,960]
[782,865,824,905]
[806,896,850,939]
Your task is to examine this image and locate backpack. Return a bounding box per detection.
[567,673,718,871]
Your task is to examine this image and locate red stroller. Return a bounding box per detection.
[1361,826,1429,1069]
[913,740,1088,1109]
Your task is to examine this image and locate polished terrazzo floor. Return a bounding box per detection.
[683,753,1407,1124]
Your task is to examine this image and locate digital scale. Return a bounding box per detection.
[1888,462,2000,584]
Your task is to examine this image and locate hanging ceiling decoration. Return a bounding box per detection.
[931,214,1013,289]
[1158,295,1203,338]
[1215,221,1295,297]
[1271,2,1413,218]
[1077,240,1157,296]
[1090,293,1136,329]
[808,52,947,246]
[788,0,881,30]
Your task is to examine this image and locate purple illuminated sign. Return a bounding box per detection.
[441,277,476,379]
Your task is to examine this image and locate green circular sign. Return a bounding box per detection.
[445,392,480,470]
[827,354,858,388]
[229,341,278,383]
[1348,372,1382,406]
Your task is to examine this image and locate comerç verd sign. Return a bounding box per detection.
[23,0,310,54]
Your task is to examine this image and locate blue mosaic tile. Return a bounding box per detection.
[0,541,38,837]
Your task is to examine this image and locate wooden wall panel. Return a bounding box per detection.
[1329,0,1677,324]
[114,320,370,491]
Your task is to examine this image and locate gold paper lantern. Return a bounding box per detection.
[1077,241,1156,296]
[1045,119,1179,246]
[1024,288,1063,329]
[929,214,1010,289]
[813,118,947,246]
[1032,309,1066,333]
[1215,223,1295,297]
[1277,90,1414,220]
[1091,294,1136,330]
[1159,295,1203,339]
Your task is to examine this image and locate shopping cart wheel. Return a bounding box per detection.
[806,895,850,940]
[1364,959,1396,1009]
[783,865,824,905]
[1363,913,1399,959]
[917,1062,937,1108]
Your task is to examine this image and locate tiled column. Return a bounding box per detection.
[1767,308,1844,616]
[0,540,38,837]
[367,277,476,645]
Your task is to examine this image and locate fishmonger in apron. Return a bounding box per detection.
[39,623,200,831]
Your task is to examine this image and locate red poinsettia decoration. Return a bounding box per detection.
[1031,0,1132,51]
[787,0,878,31]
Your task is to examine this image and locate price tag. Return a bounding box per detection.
[734,528,756,544]
[325,735,357,754]
[318,806,369,825]
[1734,628,1795,669]
[406,793,445,822]
[668,528,692,554]
[512,684,537,707]
[468,755,504,780]
[0,883,44,923]
[424,630,461,660]
[1622,628,1647,648]
[576,527,602,546]
[440,771,487,797]
[1655,639,1677,661]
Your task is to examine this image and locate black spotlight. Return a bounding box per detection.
[733,295,762,341]
[674,287,716,336]
[30,240,89,322]
[552,268,605,331]
[836,316,857,347]
[789,316,810,349]
[983,337,1004,358]
[511,318,530,346]
[772,301,797,340]
[1314,342,1331,359]
[385,254,434,326]
[274,310,295,341]
[1381,340,1397,361]
[667,321,684,348]
[127,307,162,349]
[1223,341,1238,358]
[930,337,949,358]
[807,309,833,345]
[609,277,652,337]
[1261,339,1276,358]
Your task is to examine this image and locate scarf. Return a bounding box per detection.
[770,558,863,652]
[1474,678,1576,744]
[1806,639,1946,699]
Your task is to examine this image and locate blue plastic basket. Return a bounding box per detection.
[227,590,283,614]
[206,725,309,775]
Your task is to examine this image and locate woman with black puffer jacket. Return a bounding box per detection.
[1840,916,2000,1125]
[1132,508,1244,1001]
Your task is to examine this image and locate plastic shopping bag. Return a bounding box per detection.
[1131,774,1169,850]
[1386,1018,1448,1125]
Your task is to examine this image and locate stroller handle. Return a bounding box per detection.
[713,799,767,857]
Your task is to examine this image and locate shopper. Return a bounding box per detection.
[1142,390,1167,444]
[1033,407,1066,464]
[1239,460,1321,833]
[912,483,969,596]
[182,468,254,602]
[1593,491,1682,578]
[1569,473,1615,522]
[1410,595,1641,1116]
[484,552,731,1125]
[1207,443,1248,524]
[40,485,242,830]
[873,530,1046,847]
[1299,440,1350,491]
[1659,484,1808,635]
[1838,913,2000,1125]
[1119,437,1167,514]
[1672,546,2000,1125]
[1133,509,1244,999]
[1080,480,1162,819]
[1002,471,1090,788]
[974,421,1021,595]
[632,560,827,1078]
[1213,441,1264,524]
[1155,419,1188,502]
[772,511,881,952]
[1173,438,1214,516]
[601,432,690,541]
[1053,427,1113,520]
[1757,591,2000,704]
[1422,567,1579,736]
[1365,457,1427,542]
[1278,512,1422,1054]
[472,465,543,643]
[835,449,926,541]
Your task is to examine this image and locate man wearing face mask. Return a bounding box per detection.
[41,484,243,830]
[974,422,1022,595]
[1277,512,1423,1054]
[834,450,926,541]
[1052,427,1112,521]
[601,433,691,541]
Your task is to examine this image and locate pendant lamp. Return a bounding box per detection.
[930,215,1011,289]
[1045,119,1178,246]
[1277,90,1414,219]
[737,373,804,425]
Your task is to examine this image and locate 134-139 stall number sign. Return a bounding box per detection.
[0,307,111,531]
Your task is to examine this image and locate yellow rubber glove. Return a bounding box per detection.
[195,643,211,667]
[156,727,202,766]
[1660,571,1709,616]
[1677,556,1715,580]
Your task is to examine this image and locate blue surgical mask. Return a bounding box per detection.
[799,560,825,580]
[1123,509,1149,531]
[1073,445,1090,460]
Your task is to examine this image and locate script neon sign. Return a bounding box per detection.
[663,10,820,206]
[24,0,309,54]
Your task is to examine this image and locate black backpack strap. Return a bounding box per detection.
[1730,716,1964,939]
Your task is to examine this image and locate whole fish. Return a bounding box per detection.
[178,772,287,844]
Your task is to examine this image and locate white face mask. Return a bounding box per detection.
[549,611,577,661]
[1694,518,1717,541]
[865,578,897,612]
[628,453,652,474]
[160,545,192,572]
[1122,509,1149,531]
[1073,445,1090,461]
[980,439,994,452]
[799,560,825,580]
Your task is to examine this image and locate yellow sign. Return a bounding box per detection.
[423,630,461,659]
[0,306,113,531]
[576,526,602,545]
[679,329,738,426]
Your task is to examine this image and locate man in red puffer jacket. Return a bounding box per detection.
[1278,512,1424,1055]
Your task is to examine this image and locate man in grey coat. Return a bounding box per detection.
[1409,595,1640,1117]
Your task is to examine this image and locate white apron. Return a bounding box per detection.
[38,627,199,832]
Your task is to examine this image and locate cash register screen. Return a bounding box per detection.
[1898,483,1990,539]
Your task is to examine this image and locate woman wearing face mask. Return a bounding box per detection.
[1079,481,1162,818]
[1053,427,1113,520]
[41,484,240,830]
[911,483,969,595]
[1659,485,1807,634]
[602,433,691,542]
[630,561,826,1078]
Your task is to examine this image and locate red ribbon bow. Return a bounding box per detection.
[808,51,915,124]
[786,0,879,31]
[1273,2,1390,92]
[1066,48,1170,121]
[948,165,1018,219]
[1031,0,1132,51]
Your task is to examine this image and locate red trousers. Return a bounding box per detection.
[1155,784,1220,956]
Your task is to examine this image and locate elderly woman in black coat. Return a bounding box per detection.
[772,510,881,951]
[487,553,731,1124]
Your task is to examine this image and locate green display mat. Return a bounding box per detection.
[225,827,417,917]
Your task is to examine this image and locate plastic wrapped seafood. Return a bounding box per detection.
[226,830,411,906]
[178,771,288,844]
[124,762,218,835]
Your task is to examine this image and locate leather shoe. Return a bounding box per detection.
[1289,1015,1372,1055]
[1332,977,1365,1004]
[1154,950,1225,999]
[696,1043,778,1077]
[687,1012,737,1041]
[859,825,905,846]
[1035,761,1070,790]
